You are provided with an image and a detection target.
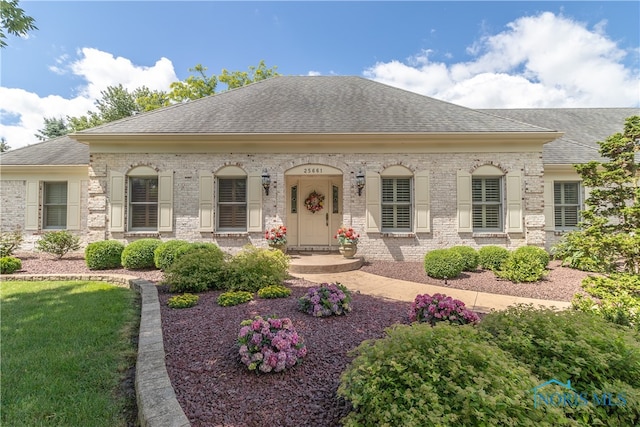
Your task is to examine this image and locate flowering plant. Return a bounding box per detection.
[264,225,287,245]
[409,293,479,326]
[304,191,325,213]
[299,282,352,317]
[237,315,307,373]
[334,226,360,245]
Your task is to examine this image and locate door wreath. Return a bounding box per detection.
[304,190,325,213]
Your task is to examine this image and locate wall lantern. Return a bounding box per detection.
[356,170,365,196]
[261,169,271,195]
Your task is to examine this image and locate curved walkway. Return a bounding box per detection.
[2,269,570,427]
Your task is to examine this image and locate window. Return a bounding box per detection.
[129,177,158,230]
[218,178,247,231]
[43,182,67,229]
[554,182,580,229]
[472,177,503,231]
[381,178,412,231]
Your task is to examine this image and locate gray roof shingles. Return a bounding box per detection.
[0,135,89,166]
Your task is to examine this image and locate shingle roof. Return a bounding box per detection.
[0,135,89,166]
[77,76,552,135]
[480,108,640,164]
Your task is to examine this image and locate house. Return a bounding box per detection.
[1,76,637,260]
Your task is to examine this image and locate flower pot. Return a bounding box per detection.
[339,243,358,258]
[269,243,287,253]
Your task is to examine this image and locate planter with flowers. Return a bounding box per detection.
[265,225,287,253]
[335,225,360,258]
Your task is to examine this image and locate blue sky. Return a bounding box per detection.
[1,1,639,149]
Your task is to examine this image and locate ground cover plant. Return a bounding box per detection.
[1,280,138,427]
[167,293,200,309]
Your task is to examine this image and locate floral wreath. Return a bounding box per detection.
[304,190,325,213]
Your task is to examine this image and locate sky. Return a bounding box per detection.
[1,1,639,150]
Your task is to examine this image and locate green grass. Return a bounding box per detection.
[1,281,139,427]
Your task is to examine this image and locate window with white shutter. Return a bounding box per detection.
[129,177,158,230]
[217,178,247,231]
[554,182,580,230]
[381,177,412,231]
[472,177,503,231]
[43,182,67,229]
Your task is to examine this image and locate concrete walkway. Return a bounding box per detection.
[289,269,571,313]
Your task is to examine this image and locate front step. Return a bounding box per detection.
[287,252,363,274]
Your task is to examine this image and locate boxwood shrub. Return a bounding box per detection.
[225,245,289,292]
[338,323,568,426]
[163,247,226,293]
[478,245,510,271]
[0,256,22,274]
[449,245,479,271]
[121,239,162,269]
[85,240,125,270]
[423,249,464,279]
[495,249,547,283]
[153,240,190,270]
[173,242,225,263]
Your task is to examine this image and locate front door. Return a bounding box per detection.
[299,179,330,246]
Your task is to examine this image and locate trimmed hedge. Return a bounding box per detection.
[163,247,226,293]
[478,245,510,271]
[153,240,190,270]
[85,240,125,270]
[225,245,289,292]
[423,249,464,279]
[121,239,162,270]
[449,245,479,271]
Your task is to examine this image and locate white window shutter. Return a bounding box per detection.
[506,170,524,233]
[25,180,39,230]
[543,179,554,231]
[365,172,381,232]
[247,173,262,232]
[414,170,430,232]
[66,180,81,230]
[158,171,174,232]
[198,171,214,232]
[109,170,125,232]
[457,170,472,232]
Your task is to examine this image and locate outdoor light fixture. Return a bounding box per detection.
[356,170,365,196]
[262,169,271,195]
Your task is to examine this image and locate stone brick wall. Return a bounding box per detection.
[87,150,545,261]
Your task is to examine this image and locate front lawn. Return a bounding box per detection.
[1,280,139,427]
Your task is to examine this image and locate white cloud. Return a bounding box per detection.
[0,48,178,150]
[365,12,640,108]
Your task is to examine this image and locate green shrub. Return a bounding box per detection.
[225,245,289,292]
[35,230,80,259]
[153,240,190,270]
[496,250,547,283]
[449,245,479,271]
[173,242,224,262]
[167,293,199,309]
[163,248,226,293]
[478,245,510,271]
[258,285,292,299]
[572,274,640,330]
[84,240,124,270]
[480,306,640,386]
[217,291,254,307]
[514,245,550,267]
[0,228,23,257]
[551,231,607,272]
[121,239,161,269]
[423,249,464,279]
[338,323,568,426]
[0,256,22,274]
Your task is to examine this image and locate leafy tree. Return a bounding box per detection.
[167,64,218,103]
[35,117,69,140]
[569,115,640,273]
[0,137,10,152]
[219,60,279,90]
[0,0,37,48]
[67,84,168,131]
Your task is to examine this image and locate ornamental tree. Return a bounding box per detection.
[572,115,640,273]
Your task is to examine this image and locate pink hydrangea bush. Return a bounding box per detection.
[298,282,352,317]
[409,293,479,326]
[237,315,307,373]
